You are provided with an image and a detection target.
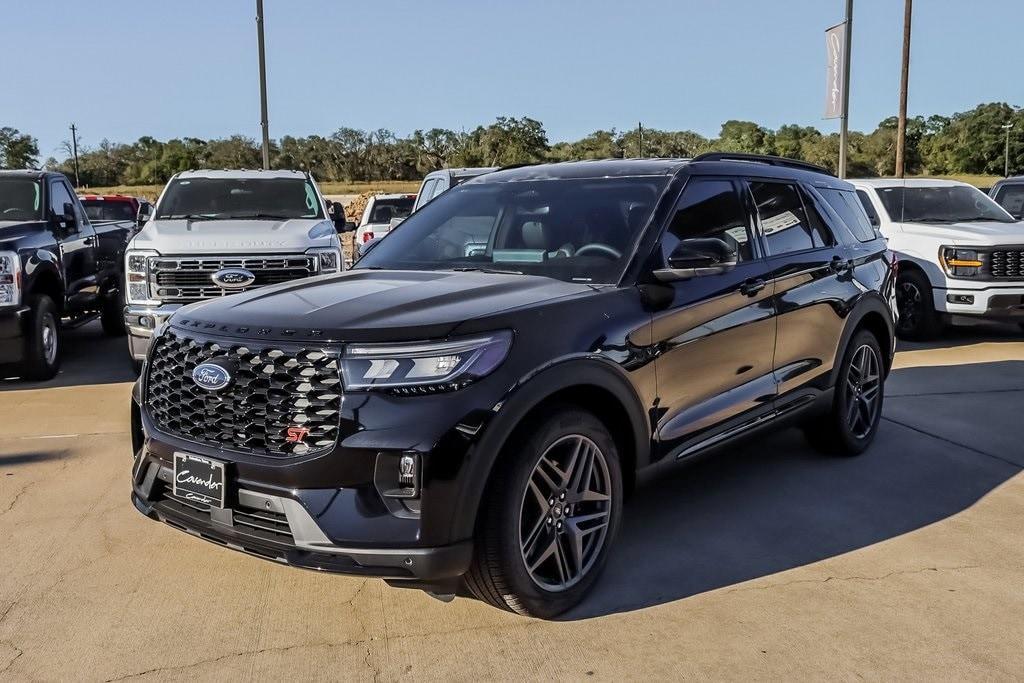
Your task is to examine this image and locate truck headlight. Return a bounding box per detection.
[0,252,21,306]
[340,331,512,392]
[125,249,160,304]
[307,246,342,273]
[940,247,984,278]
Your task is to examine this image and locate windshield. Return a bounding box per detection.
[875,185,1015,223]
[82,200,136,222]
[994,184,1024,219]
[0,178,43,221]
[356,177,668,284]
[155,177,324,220]
[366,197,414,225]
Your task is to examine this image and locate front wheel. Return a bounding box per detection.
[895,270,941,340]
[464,408,623,618]
[804,330,885,456]
[23,295,62,381]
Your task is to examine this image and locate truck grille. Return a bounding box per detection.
[151,255,317,302]
[145,328,342,457]
[988,249,1024,279]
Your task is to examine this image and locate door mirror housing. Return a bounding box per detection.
[653,237,737,282]
[59,201,78,232]
[136,202,153,227]
[329,201,356,232]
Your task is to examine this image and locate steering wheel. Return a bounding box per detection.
[2,208,27,217]
[575,243,622,259]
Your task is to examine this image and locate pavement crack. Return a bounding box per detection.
[724,564,980,595]
[882,416,1023,469]
[0,642,24,675]
[0,481,33,517]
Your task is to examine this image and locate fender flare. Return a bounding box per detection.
[827,293,895,387]
[23,251,63,297]
[446,356,650,542]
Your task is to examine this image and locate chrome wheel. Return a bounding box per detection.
[845,344,881,439]
[519,434,612,592]
[41,312,58,366]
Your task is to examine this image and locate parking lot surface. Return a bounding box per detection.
[1,323,1023,681]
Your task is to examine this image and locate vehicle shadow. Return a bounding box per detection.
[0,321,137,391]
[565,358,1024,620]
[895,320,1022,353]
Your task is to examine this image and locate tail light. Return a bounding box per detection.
[362,231,374,243]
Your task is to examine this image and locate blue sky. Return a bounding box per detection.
[3,0,1021,159]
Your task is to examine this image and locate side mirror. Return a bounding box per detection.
[137,203,153,227]
[654,237,737,282]
[60,201,78,231]
[329,201,356,232]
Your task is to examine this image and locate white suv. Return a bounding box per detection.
[851,178,1024,338]
[123,169,352,369]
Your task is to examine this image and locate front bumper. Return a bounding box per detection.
[124,303,182,360]
[0,304,30,364]
[131,453,473,582]
[934,284,1024,320]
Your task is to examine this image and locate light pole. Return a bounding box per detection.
[894,0,912,177]
[1002,123,1014,177]
[837,0,853,178]
[256,0,271,170]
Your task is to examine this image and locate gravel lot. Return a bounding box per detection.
[1,323,1022,681]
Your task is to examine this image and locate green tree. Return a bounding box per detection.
[716,120,775,155]
[0,127,40,169]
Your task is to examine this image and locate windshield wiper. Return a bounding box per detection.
[225,213,295,220]
[448,266,524,275]
[164,214,218,221]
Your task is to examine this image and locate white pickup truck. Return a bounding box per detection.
[123,169,353,369]
[851,178,1024,338]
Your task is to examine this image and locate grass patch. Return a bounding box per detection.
[78,179,421,202]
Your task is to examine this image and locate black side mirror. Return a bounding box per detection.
[329,201,356,232]
[137,203,153,227]
[654,237,737,282]
[59,201,78,232]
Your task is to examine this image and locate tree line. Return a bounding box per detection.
[1,101,1020,187]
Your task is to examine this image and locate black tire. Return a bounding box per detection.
[895,269,941,340]
[804,330,885,456]
[463,407,623,618]
[101,289,126,336]
[23,294,62,381]
[130,358,143,376]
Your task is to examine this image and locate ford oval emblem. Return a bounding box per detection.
[211,268,256,289]
[192,362,233,391]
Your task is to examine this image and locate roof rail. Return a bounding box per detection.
[691,152,834,177]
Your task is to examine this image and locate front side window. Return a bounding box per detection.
[661,179,754,264]
[749,181,832,256]
[820,188,878,242]
[875,185,1014,223]
[993,184,1024,219]
[48,181,75,218]
[357,176,669,284]
[155,177,324,220]
[0,178,42,221]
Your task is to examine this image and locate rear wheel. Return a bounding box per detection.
[804,330,884,456]
[464,407,622,618]
[23,295,61,381]
[895,269,941,340]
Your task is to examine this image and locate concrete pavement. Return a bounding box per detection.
[1,323,1022,680]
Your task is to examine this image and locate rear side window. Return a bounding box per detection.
[662,179,755,263]
[416,178,438,208]
[820,188,878,242]
[994,184,1024,219]
[749,181,832,256]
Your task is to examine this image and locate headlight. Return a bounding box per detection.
[125,249,160,304]
[940,246,983,278]
[0,252,22,306]
[308,246,342,273]
[340,331,512,392]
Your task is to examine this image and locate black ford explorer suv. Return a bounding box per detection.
[1,170,129,380]
[131,154,896,617]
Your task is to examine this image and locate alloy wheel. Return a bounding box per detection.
[845,344,881,439]
[519,434,612,592]
[41,313,58,366]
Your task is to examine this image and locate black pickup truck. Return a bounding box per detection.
[0,170,130,380]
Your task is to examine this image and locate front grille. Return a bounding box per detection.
[146,328,342,457]
[988,249,1024,279]
[154,485,295,545]
[151,255,317,302]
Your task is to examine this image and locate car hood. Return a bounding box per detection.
[130,217,337,253]
[172,269,604,342]
[899,220,1024,246]
[0,221,46,248]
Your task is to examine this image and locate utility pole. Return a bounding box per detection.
[256,0,271,169]
[1003,123,1014,177]
[638,122,644,158]
[69,123,80,187]
[894,0,913,177]
[837,0,853,178]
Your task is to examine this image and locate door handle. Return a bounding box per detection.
[830,255,853,274]
[739,278,766,297]
[83,237,95,246]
